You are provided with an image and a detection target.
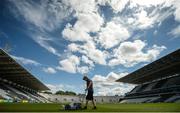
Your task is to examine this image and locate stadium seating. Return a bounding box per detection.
[0,49,50,103]
[152,79,168,89]
[143,82,158,91]
[130,85,141,93]
[117,49,180,103]
[0,88,13,100]
[162,76,180,88]
[0,80,49,103]
[120,97,160,103]
[121,75,180,103]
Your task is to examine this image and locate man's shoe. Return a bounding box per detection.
[83,106,87,109]
[93,106,97,109]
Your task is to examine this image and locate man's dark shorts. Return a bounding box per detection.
[86,90,93,100]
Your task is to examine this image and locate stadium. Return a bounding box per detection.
[0,49,50,103]
[117,49,180,103]
[1,0,180,112]
[0,48,180,112]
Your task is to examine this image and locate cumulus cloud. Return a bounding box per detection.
[108,40,166,67]
[12,55,41,66]
[92,72,135,96]
[43,67,57,74]
[60,41,105,74]
[93,72,128,83]
[58,55,94,74]
[81,55,94,67]
[135,10,155,29]
[129,0,167,7]
[9,0,171,77]
[7,0,177,96]
[62,12,103,42]
[62,23,91,42]
[46,84,75,93]
[57,54,94,74]
[169,0,180,37]
[77,66,90,74]
[84,48,107,65]
[67,43,80,52]
[112,0,173,31]
[62,0,170,73]
[64,0,97,13]
[97,0,129,13]
[172,0,180,22]
[68,41,108,65]
[97,21,130,49]
[57,55,80,74]
[168,0,180,37]
[62,0,103,42]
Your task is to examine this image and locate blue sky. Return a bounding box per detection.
[0,0,179,96]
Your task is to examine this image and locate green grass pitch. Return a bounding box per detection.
[0,103,180,112]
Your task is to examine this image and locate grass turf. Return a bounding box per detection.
[0,103,180,112]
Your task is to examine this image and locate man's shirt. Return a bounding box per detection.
[86,79,93,91]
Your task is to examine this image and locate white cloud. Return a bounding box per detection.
[33,36,61,56]
[85,49,107,65]
[68,43,80,52]
[46,84,64,93]
[135,10,154,29]
[129,0,166,7]
[66,37,165,71]
[59,42,105,74]
[92,72,135,96]
[62,23,92,42]
[113,1,173,31]
[9,0,172,77]
[146,45,167,59]
[68,41,108,65]
[9,0,69,56]
[173,0,180,22]
[109,40,166,67]
[93,72,128,83]
[92,75,106,82]
[57,55,80,73]
[62,0,170,69]
[46,84,75,93]
[62,0,104,43]
[97,21,130,49]
[134,7,172,30]
[64,0,97,13]
[97,0,129,13]
[75,12,103,32]
[77,66,90,74]
[12,55,41,66]
[43,67,57,74]
[169,0,180,37]
[81,55,94,67]
[10,0,73,31]
[57,54,92,74]
[62,12,103,42]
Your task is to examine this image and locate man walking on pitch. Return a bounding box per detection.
[83,75,96,109]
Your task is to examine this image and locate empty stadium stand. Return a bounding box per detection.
[0,49,49,103]
[117,49,180,103]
